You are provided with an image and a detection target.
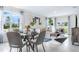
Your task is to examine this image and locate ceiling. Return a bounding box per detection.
[14,6,79,17]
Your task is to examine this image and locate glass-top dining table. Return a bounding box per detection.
[20,31,39,52]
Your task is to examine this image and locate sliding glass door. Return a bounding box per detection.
[56,16,69,35]
[46,17,55,32]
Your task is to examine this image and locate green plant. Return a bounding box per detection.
[4,16,11,29]
[12,23,19,28]
[4,23,10,29]
[48,18,53,25]
[30,22,35,26]
[64,22,68,26]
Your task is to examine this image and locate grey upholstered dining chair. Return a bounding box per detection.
[7,32,27,52]
[32,30,46,52]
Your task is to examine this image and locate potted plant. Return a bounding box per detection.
[48,18,53,25]
[30,22,35,26]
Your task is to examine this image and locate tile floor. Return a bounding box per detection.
[0,34,79,52]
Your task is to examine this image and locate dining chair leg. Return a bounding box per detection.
[26,46,30,52]
[29,43,34,52]
[32,44,35,52]
[35,44,38,52]
[10,47,12,52]
[26,45,28,52]
[19,48,22,52]
[42,43,45,52]
[28,46,30,52]
[31,44,35,52]
[26,44,29,52]
[33,44,38,52]
[30,43,35,52]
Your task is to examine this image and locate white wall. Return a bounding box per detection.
[69,15,75,35]
[40,16,46,29]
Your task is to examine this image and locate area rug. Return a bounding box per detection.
[55,37,67,43]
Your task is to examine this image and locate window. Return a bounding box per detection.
[56,16,68,34]
[3,10,12,32]
[46,17,55,32]
[3,10,20,32]
[11,15,20,31]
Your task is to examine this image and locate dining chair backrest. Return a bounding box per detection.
[36,30,46,45]
[7,32,23,47]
